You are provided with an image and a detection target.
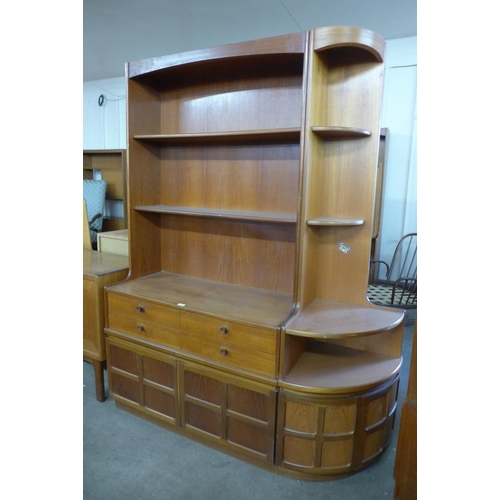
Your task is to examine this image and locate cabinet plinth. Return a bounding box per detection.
[104,26,403,480]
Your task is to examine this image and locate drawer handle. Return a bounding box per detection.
[219,348,228,356]
[137,325,145,332]
[219,326,228,334]
[136,305,145,313]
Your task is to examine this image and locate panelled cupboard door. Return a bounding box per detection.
[179,362,277,464]
[275,376,399,479]
[106,338,178,426]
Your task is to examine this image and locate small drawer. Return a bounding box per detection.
[108,293,181,330]
[181,312,277,355]
[108,311,181,350]
[181,335,276,377]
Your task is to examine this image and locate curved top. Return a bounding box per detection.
[312,26,385,62]
[128,31,307,79]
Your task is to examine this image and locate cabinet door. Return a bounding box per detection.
[106,338,178,426]
[276,376,399,478]
[179,362,277,464]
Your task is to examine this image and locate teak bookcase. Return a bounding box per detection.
[104,26,405,480]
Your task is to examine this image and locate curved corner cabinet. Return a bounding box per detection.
[104,26,405,481]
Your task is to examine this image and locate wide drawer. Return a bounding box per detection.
[181,312,277,355]
[108,293,181,330]
[108,310,181,350]
[181,335,277,377]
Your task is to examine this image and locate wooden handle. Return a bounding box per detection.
[219,348,228,356]
[219,326,228,334]
[137,325,145,331]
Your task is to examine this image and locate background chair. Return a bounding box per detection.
[83,179,107,249]
[83,199,92,250]
[367,232,417,309]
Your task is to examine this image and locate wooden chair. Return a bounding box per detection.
[367,233,417,309]
[83,199,92,250]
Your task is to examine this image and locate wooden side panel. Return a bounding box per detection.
[83,277,100,357]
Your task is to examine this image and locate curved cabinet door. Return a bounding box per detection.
[276,376,399,479]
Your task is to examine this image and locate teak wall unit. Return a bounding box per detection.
[83,149,128,231]
[104,26,405,481]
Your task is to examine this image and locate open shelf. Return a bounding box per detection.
[134,128,301,144]
[284,298,404,338]
[311,126,371,138]
[134,206,297,224]
[279,341,401,394]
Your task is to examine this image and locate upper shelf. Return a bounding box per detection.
[312,26,386,62]
[134,126,370,144]
[284,298,405,338]
[134,128,301,144]
[134,205,297,224]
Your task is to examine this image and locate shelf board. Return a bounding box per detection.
[134,128,301,144]
[108,272,294,328]
[307,217,364,226]
[280,342,402,394]
[134,205,297,224]
[311,126,371,138]
[284,298,405,338]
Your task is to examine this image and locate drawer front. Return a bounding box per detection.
[108,293,180,330]
[108,310,181,350]
[181,335,276,377]
[181,312,277,355]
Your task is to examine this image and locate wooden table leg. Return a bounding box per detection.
[85,357,106,402]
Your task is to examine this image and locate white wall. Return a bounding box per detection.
[379,36,417,265]
[82,37,417,262]
[83,77,126,149]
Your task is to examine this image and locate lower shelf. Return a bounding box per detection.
[280,342,402,394]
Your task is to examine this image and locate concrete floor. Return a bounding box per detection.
[83,312,415,500]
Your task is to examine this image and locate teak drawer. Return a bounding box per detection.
[107,293,181,330]
[181,312,277,355]
[181,335,277,377]
[108,311,181,349]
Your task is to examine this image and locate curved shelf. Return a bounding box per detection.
[284,298,405,338]
[307,217,364,227]
[311,126,371,138]
[312,26,385,62]
[279,343,401,395]
[134,205,297,224]
[134,128,301,144]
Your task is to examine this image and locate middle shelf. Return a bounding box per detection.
[134,205,297,224]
